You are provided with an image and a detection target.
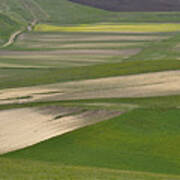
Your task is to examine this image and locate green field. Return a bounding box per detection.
[1,95,180,179]
[35,23,180,33]
[4,108,180,174]
[0,0,180,179]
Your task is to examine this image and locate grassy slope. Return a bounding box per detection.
[3,108,180,176]
[1,0,180,45]
[0,14,20,44]
[0,0,47,23]
[1,94,180,178]
[0,0,48,45]
[69,0,180,12]
[1,58,180,89]
[1,158,179,180]
[1,0,180,179]
[36,0,180,24]
[1,30,179,89]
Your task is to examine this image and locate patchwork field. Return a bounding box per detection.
[1,0,180,179]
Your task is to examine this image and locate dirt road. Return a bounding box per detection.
[2,19,37,48]
[2,30,23,48]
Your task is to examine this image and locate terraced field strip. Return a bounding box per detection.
[35,23,180,33]
[0,70,180,105]
[2,30,170,69]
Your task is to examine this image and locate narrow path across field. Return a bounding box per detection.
[2,30,23,48]
[2,19,37,48]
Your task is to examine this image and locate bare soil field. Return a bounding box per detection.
[69,0,180,12]
[0,70,180,105]
[0,107,121,154]
[17,42,144,49]
[18,33,169,42]
[0,49,140,56]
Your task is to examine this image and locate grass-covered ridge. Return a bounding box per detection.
[36,0,180,23]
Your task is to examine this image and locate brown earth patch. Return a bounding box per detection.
[28,35,168,42]
[0,48,141,58]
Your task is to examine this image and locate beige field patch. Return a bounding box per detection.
[16,42,144,49]
[0,63,49,69]
[0,71,180,105]
[27,35,168,42]
[61,42,143,48]
[0,107,121,154]
[0,49,140,57]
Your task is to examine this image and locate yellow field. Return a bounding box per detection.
[34,23,180,33]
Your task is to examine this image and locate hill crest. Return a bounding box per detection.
[69,0,180,12]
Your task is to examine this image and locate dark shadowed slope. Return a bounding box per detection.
[69,0,180,12]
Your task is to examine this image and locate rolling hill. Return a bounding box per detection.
[0,0,180,179]
[1,0,180,45]
[69,0,180,12]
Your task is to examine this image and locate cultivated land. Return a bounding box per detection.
[0,0,180,179]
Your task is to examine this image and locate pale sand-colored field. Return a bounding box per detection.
[19,34,169,42]
[0,71,180,105]
[0,63,49,69]
[0,49,140,57]
[0,107,121,154]
[15,42,143,49]
[60,42,143,48]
